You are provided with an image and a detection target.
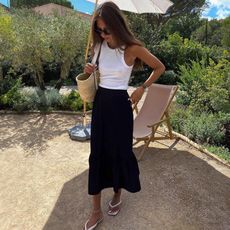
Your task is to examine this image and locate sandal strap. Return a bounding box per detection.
[84,220,89,230]
[84,218,103,230]
[109,200,122,208]
[108,209,120,216]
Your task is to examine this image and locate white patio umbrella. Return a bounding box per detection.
[70,0,173,141]
[87,0,173,14]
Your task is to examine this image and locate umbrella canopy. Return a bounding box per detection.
[86,0,173,14]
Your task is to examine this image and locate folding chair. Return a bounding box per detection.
[133,83,178,161]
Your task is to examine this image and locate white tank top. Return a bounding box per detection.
[92,41,134,90]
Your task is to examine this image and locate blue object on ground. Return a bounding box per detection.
[68,123,91,141]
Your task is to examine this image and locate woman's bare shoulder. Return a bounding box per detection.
[126,44,146,57]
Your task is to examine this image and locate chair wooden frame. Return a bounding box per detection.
[132,84,178,161]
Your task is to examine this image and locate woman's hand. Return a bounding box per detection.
[130,87,145,104]
[84,63,97,75]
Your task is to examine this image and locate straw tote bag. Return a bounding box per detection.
[76,44,101,103]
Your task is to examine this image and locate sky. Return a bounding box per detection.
[0,0,229,20]
[202,0,230,20]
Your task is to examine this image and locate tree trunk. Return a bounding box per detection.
[32,71,46,91]
[37,70,46,91]
[55,78,64,91]
[32,72,40,87]
[54,60,72,91]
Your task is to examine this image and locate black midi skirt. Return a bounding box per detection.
[88,86,141,195]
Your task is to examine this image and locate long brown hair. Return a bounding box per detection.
[91,1,143,69]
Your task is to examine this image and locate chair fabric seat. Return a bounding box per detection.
[132,83,178,160]
[133,121,156,139]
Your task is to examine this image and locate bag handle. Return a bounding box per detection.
[93,43,102,89]
[94,42,102,68]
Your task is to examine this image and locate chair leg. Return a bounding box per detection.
[133,139,141,146]
[137,138,152,161]
[165,112,173,139]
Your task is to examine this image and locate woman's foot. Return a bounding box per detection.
[108,195,122,216]
[84,209,103,230]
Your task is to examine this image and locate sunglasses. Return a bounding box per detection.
[95,27,111,35]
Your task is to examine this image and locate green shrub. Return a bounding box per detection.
[178,58,230,113]
[209,46,230,63]
[204,145,230,162]
[19,87,41,110]
[13,87,63,111]
[129,67,149,86]
[153,33,209,73]
[183,113,225,145]
[156,70,179,85]
[130,69,179,87]
[170,106,190,133]
[177,60,206,107]
[0,75,19,96]
[1,83,92,112]
[171,108,230,146]
[61,90,82,111]
[189,86,230,113]
[130,33,210,87]
[60,90,92,112]
[0,77,23,109]
[36,88,63,111]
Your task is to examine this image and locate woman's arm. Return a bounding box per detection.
[129,45,165,104]
[84,45,97,74]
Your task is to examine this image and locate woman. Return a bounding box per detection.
[83,2,165,229]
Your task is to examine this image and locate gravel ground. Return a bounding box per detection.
[0,112,230,230]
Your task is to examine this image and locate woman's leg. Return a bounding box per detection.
[85,193,103,228]
[111,189,122,204]
[108,189,122,215]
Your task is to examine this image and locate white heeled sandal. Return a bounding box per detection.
[84,218,103,230]
[84,209,103,230]
[108,199,122,216]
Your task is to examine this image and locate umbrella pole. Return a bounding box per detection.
[84,0,99,63]
[82,0,99,127]
[83,101,87,126]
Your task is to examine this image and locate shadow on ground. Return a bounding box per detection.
[0,114,82,154]
[43,146,230,230]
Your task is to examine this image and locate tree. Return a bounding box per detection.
[9,8,89,90]
[0,8,15,80]
[145,0,206,27]
[125,0,206,46]
[192,17,230,47]
[11,9,53,90]
[221,16,230,47]
[192,19,222,46]
[11,0,74,9]
[47,13,89,90]
[162,13,202,39]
